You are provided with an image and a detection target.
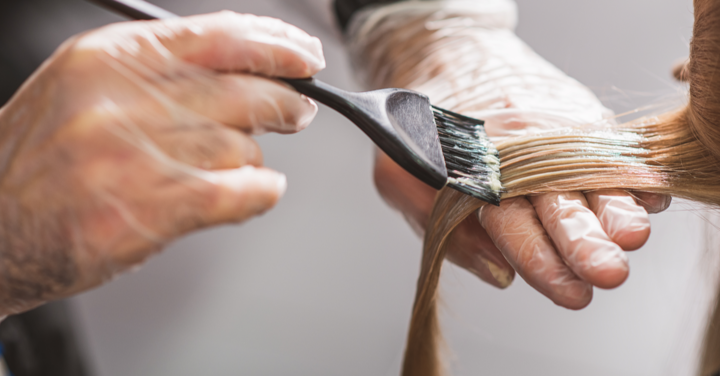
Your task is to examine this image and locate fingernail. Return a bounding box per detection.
[652,195,672,214]
[295,96,317,131]
[476,257,513,288]
[487,260,514,288]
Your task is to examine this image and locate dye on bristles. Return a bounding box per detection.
[432,106,502,205]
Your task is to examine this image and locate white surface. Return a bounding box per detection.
[19,0,703,375]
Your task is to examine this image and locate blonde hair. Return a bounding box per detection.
[349,0,720,375]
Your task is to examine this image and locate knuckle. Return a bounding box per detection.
[58,36,105,71]
[216,10,246,26]
[241,136,264,166]
[217,9,239,17]
[205,10,240,24]
[60,24,145,73]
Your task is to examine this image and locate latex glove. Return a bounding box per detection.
[374,28,671,310]
[0,12,325,315]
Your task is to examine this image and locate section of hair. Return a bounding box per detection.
[499,111,720,206]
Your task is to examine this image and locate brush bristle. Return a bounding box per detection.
[432,106,502,205]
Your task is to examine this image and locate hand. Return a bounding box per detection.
[374,30,671,310]
[0,12,325,315]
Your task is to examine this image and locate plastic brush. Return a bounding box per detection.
[87,0,503,205]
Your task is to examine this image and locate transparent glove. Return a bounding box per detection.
[372,15,671,309]
[0,11,325,315]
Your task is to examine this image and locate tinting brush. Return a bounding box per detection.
[88,0,503,205]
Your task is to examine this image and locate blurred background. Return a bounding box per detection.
[0,0,707,375]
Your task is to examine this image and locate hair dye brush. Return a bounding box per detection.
[88,0,503,205]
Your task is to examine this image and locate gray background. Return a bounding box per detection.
[8,0,709,375]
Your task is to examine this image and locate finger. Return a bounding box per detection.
[199,166,287,224]
[631,191,672,214]
[111,98,265,169]
[529,192,629,289]
[88,165,285,269]
[444,213,515,289]
[482,110,589,137]
[585,190,651,251]
[153,12,325,77]
[150,122,263,170]
[165,166,288,238]
[480,197,593,309]
[164,73,317,134]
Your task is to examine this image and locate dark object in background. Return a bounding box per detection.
[0,1,38,106]
[333,0,402,31]
[0,301,91,376]
[0,0,121,106]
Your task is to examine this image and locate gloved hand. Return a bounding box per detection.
[0,12,325,315]
[373,22,671,310]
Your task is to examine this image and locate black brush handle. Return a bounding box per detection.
[282,78,364,118]
[281,78,399,162]
[88,0,176,20]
